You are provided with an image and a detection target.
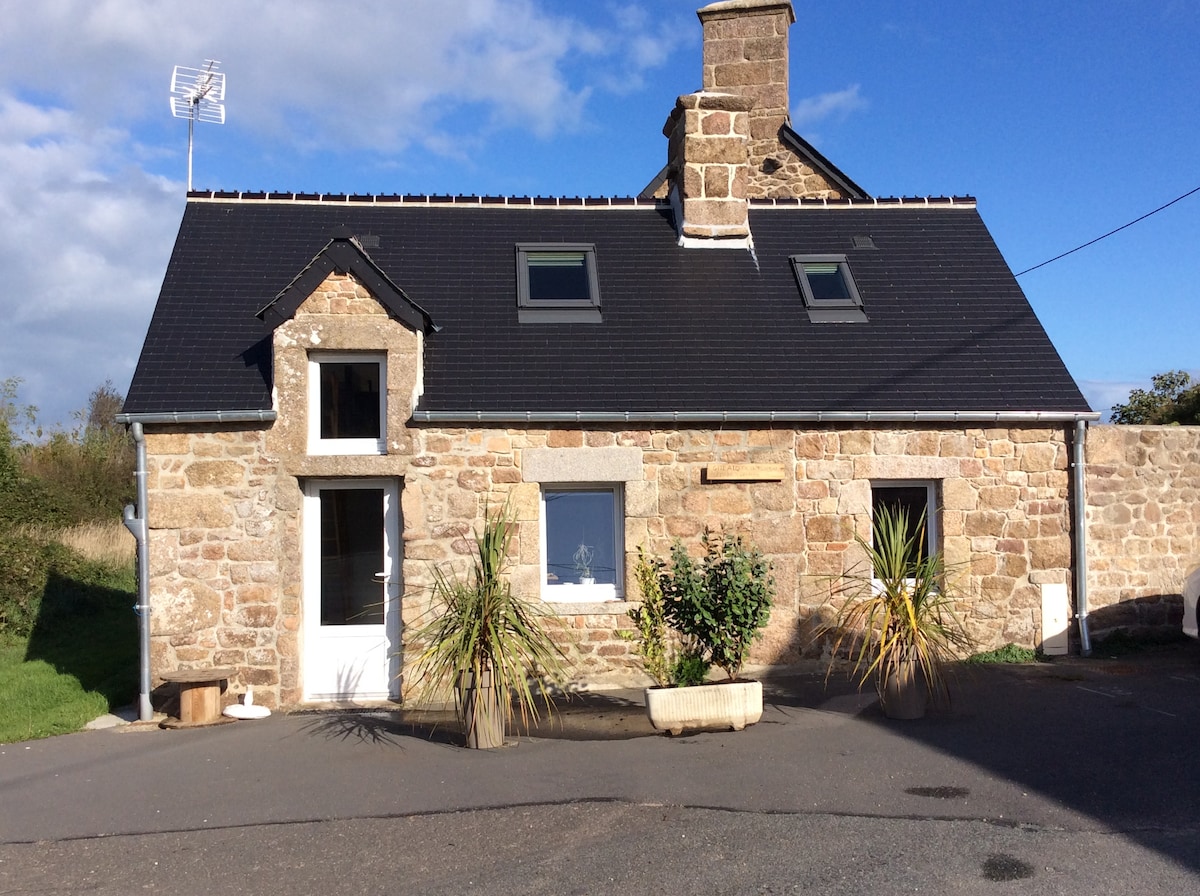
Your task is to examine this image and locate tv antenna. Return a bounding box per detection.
[169,60,226,191]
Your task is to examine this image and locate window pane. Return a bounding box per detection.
[545,490,617,585]
[527,252,590,302]
[872,486,931,566]
[803,263,852,302]
[320,362,380,439]
[320,488,385,625]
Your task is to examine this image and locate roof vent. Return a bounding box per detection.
[852,235,877,249]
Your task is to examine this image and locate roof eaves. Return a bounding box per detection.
[115,409,277,426]
[411,409,1100,425]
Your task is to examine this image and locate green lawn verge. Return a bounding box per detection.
[0,536,137,743]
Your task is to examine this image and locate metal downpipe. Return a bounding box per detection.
[122,422,153,721]
[1072,419,1092,656]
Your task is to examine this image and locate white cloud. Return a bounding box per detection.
[791,84,867,128]
[1080,380,1139,421]
[0,93,180,427]
[0,1,689,427]
[0,1,658,153]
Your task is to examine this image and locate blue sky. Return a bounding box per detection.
[1,0,1197,429]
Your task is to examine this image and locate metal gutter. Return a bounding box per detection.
[121,423,153,722]
[411,409,1101,425]
[1072,419,1093,655]
[114,409,277,425]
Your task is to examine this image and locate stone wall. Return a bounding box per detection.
[143,414,1075,707]
[144,425,293,704]
[1084,425,1200,637]
[401,423,1075,689]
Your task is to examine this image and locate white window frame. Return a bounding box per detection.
[308,352,387,456]
[539,483,624,603]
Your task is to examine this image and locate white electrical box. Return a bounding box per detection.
[1041,583,1070,655]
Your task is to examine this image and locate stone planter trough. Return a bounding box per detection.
[644,679,763,736]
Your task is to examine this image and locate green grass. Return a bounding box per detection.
[0,557,137,744]
[965,643,1042,664]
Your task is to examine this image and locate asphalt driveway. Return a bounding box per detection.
[2,643,1199,894]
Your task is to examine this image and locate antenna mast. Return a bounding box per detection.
[169,60,226,192]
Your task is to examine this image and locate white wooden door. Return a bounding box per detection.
[302,480,400,701]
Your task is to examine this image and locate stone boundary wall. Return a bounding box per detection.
[1085,425,1200,637]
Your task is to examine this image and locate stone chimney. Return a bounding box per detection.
[659,0,850,241]
[662,90,755,245]
[662,1,796,246]
[699,0,795,197]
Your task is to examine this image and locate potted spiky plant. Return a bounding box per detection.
[821,504,975,719]
[409,502,568,748]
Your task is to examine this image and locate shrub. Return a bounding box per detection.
[1,379,134,527]
[670,651,712,687]
[966,643,1039,664]
[658,530,774,681]
[625,547,675,687]
[0,528,133,640]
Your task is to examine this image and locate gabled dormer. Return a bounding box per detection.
[256,229,436,461]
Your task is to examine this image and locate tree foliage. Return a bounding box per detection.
[0,378,134,526]
[1110,370,1200,425]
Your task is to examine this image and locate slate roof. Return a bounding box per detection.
[122,194,1093,420]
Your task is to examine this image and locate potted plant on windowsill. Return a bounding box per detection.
[819,505,975,719]
[573,541,596,586]
[409,502,569,748]
[628,532,774,735]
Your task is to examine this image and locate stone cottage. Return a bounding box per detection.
[119,0,1101,709]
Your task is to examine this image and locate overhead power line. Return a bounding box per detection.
[1015,184,1200,277]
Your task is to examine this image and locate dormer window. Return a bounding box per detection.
[790,254,867,323]
[516,243,601,322]
[308,352,386,455]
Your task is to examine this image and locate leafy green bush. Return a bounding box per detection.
[1,379,134,527]
[670,651,711,687]
[0,420,66,527]
[658,531,774,681]
[1110,370,1200,425]
[0,529,133,640]
[17,427,134,525]
[0,531,68,638]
